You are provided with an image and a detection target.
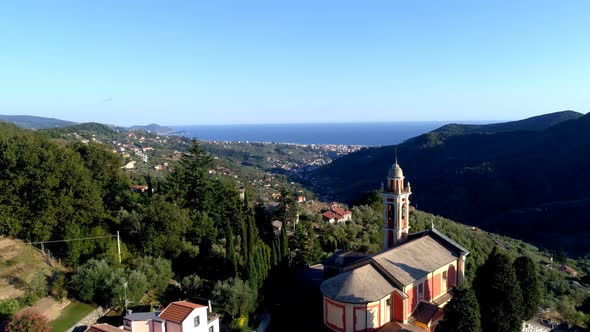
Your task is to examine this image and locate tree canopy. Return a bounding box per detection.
[473,249,523,332]
[513,256,541,320]
[439,286,481,332]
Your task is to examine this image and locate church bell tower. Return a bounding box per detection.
[381,158,412,249]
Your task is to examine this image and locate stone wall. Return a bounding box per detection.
[66,306,109,332]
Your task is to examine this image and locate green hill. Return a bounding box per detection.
[301,111,590,255]
[40,122,124,143]
[128,123,174,134]
[0,115,76,130]
[430,110,583,136]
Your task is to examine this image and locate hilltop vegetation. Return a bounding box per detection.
[0,115,76,130]
[429,110,582,136]
[0,121,290,330]
[277,191,590,329]
[128,123,175,134]
[1,118,589,329]
[302,111,590,255]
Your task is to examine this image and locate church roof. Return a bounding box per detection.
[320,263,396,303]
[320,229,469,303]
[372,233,460,286]
[388,162,404,178]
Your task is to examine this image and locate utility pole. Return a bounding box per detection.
[124,281,128,313]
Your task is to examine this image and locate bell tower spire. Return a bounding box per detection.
[381,157,412,249]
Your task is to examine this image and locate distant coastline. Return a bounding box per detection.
[173,122,449,146]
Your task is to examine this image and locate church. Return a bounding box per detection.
[320,160,469,332]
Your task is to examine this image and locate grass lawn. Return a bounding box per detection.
[50,301,96,332]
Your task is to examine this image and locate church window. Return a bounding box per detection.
[442,270,448,291]
[418,282,424,301]
[194,316,200,327]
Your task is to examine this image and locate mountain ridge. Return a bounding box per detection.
[0,114,76,129]
[302,111,590,255]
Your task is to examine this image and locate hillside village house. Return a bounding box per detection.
[320,160,469,332]
[322,204,353,224]
[87,301,219,332]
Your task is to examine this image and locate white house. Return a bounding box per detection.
[87,301,219,332]
[155,301,218,332]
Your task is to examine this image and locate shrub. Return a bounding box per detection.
[29,272,48,300]
[0,298,20,319]
[50,272,68,301]
[4,308,51,332]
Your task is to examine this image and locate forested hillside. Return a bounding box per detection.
[0,122,288,330]
[1,120,589,329]
[275,194,590,329]
[0,115,76,130]
[302,111,590,255]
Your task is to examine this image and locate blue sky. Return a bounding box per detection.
[0,1,589,125]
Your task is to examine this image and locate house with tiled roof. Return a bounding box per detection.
[122,311,162,332]
[320,160,469,332]
[86,301,219,332]
[322,204,353,224]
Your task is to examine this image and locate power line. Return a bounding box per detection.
[28,234,116,245]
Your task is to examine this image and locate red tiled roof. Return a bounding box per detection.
[322,211,339,220]
[86,324,122,332]
[159,301,205,324]
[332,207,351,216]
[323,207,351,221]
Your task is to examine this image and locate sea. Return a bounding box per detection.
[173,122,448,146]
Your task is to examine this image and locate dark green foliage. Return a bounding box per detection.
[0,123,138,265]
[473,249,523,332]
[580,296,590,315]
[181,274,202,300]
[280,225,289,259]
[28,272,48,301]
[70,259,149,308]
[41,122,120,140]
[164,141,214,211]
[126,270,149,306]
[513,256,541,320]
[291,222,323,265]
[555,250,567,264]
[212,278,257,319]
[70,259,121,306]
[439,286,481,332]
[50,272,68,301]
[316,204,382,255]
[305,111,590,254]
[226,227,238,278]
[0,298,20,319]
[121,195,193,259]
[134,256,173,292]
[72,142,133,213]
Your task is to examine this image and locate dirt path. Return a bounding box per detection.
[31,297,70,321]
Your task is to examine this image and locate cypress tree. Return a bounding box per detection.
[280,226,289,259]
[439,286,481,332]
[271,239,278,266]
[473,248,523,332]
[226,227,238,278]
[513,256,541,320]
